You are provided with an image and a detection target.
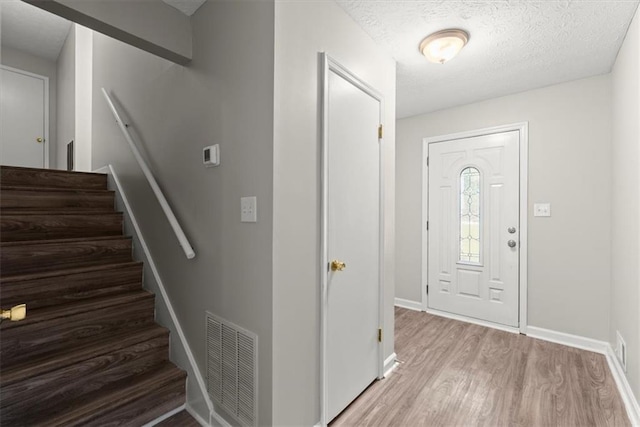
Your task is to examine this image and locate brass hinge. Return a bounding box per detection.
[378,328,383,342]
[378,124,383,139]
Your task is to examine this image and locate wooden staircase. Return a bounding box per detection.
[0,166,197,426]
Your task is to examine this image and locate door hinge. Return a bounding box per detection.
[378,124,383,139]
[426,221,429,231]
[378,328,383,342]
[426,285,429,295]
[426,156,429,166]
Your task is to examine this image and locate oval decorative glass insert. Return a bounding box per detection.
[460,167,480,263]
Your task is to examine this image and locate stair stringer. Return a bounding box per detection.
[96,165,227,427]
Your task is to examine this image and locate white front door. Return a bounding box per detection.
[1,66,47,168]
[428,131,520,327]
[325,63,381,421]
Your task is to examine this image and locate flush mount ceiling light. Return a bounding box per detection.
[419,29,469,64]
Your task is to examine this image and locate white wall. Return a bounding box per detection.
[1,46,58,168]
[611,6,640,404]
[89,0,275,424]
[397,75,612,341]
[272,1,396,425]
[56,26,75,170]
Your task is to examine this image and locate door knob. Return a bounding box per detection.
[330,260,346,271]
[36,137,44,143]
[1,304,26,322]
[507,240,517,248]
[508,227,516,234]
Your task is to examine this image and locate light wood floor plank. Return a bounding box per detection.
[331,308,630,427]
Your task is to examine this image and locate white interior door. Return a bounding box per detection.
[325,64,381,422]
[428,131,520,327]
[0,66,47,168]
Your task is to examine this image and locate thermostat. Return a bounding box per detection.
[203,144,220,167]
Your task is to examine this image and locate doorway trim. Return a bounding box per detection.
[1,64,50,168]
[421,122,528,334]
[319,52,385,426]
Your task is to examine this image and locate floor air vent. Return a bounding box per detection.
[206,312,258,426]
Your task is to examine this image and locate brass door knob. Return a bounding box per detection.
[36,137,43,143]
[1,304,26,322]
[330,260,346,271]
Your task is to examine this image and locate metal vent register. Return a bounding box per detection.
[206,312,258,426]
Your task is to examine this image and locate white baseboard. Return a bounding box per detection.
[187,403,212,427]
[526,325,639,425]
[383,352,398,377]
[526,326,610,354]
[606,345,640,426]
[209,409,232,427]
[426,308,520,334]
[394,298,423,312]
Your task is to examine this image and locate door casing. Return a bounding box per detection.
[319,53,385,426]
[0,64,50,168]
[422,123,529,334]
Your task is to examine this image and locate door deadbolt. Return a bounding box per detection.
[508,240,517,248]
[330,260,346,271]
[508,227,516,234]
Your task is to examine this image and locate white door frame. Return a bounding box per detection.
[1,64,50,168]
[319,53,385,426]
[421,122,528,334]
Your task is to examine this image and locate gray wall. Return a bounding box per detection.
[611,6,640,404]
[89,0,275,424]
[1,46,58,168]
[272,1,396,424]
[396,75,612,341]
[26,0,191,64]
[56,26,75,170]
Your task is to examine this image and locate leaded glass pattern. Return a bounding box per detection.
[460,167,480,263]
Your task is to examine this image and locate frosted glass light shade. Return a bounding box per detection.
[420,29,469,64]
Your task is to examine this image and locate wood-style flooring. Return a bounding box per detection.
[331,307,630,427]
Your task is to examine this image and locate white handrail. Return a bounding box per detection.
[101,88,196,260]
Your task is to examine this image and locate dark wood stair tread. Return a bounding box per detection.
[0,260,142,283]
[1,212,124,242]
[0,290,154,331]
[0,235,133,276]
[1,166,108,190]
[45,362,186,427]
[0,234,131,248]
[0,185,113,194]
[0,165,187,425]
[1,324,169,387]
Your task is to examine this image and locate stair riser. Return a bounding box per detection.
[1,166,108,190]
[1,337,169,419]
[0,238,133,276]
[1,297,155,368]
[1,214,124,242]
[0,189,115,211]
[1,264,143,310]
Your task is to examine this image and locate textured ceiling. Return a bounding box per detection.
[336,0,640,118]
[162,0,207,16]
[1,0,72,62]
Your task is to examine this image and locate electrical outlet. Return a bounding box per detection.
[616,331,627,372]
[241,196,257,223]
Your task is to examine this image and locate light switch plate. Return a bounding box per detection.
[534,203,551,217]
[241,196,257,223]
